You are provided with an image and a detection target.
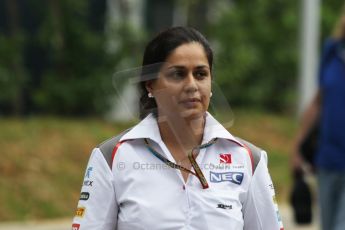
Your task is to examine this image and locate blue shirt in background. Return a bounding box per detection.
[316,38,345,171]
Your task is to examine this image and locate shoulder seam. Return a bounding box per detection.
[235,137,262,173]
[97,128,132,169]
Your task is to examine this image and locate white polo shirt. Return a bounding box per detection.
[72,113,284,230]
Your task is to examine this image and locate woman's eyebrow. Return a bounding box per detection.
[195,65,210,69]
[166,65,209,70]
[166,65,185,70]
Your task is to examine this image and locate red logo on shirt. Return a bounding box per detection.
[72,223,80,230]
[219,154,232,164]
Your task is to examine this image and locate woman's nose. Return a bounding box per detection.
[184,73,198,92]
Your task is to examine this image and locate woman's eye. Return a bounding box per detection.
[195,71,208,79]
[167,70,185,79]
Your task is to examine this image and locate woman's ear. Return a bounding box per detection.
[145,80,153,94]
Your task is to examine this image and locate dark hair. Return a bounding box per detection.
[139,26,213,119]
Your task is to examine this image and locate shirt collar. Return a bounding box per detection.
[202,112,243,146]
[120,113,162,144]
[120,112,243,147]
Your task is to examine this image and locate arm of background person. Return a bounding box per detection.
[291,90,322,171]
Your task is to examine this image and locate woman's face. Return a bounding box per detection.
[147,42,212,121]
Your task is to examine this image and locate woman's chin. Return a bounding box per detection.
[179,109,205,120]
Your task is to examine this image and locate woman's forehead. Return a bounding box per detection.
[162,43,209,68]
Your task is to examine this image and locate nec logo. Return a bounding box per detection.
[210,171,244,185]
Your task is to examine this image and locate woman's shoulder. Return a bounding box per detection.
[96,128,133,168]
[234,137,264,173]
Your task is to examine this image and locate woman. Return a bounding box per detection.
[292,6,345,230]
[72,27,283,230]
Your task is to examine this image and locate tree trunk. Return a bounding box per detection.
[5,0,24,116]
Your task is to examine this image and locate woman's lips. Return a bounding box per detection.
[179,98,201,108]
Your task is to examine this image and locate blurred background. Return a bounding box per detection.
[0,0,343,229]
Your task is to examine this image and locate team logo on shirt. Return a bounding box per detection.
[219,154,232,164]
[210,171,244,185]
[72,223,80,230]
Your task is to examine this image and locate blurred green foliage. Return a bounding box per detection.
[320,0,345,41]
[211,1,299,112]
[0,0,144,116]
[33,0,110,115]
[0,33,28,115]
[0,0,344,116]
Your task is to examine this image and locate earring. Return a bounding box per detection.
[148,92,154,98]
[210,92,213,97]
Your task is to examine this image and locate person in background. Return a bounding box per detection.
[72,26,284,230]
[292,5,345,230]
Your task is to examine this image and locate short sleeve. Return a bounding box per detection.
[242,151,284,230]
[71,148,118,230]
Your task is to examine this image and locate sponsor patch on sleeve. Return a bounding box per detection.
[79,192,90,201]
[72,223,80,230]
[75,207,85,218]
[272,195,284,229]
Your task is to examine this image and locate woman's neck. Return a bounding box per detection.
[157,114,205,153]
